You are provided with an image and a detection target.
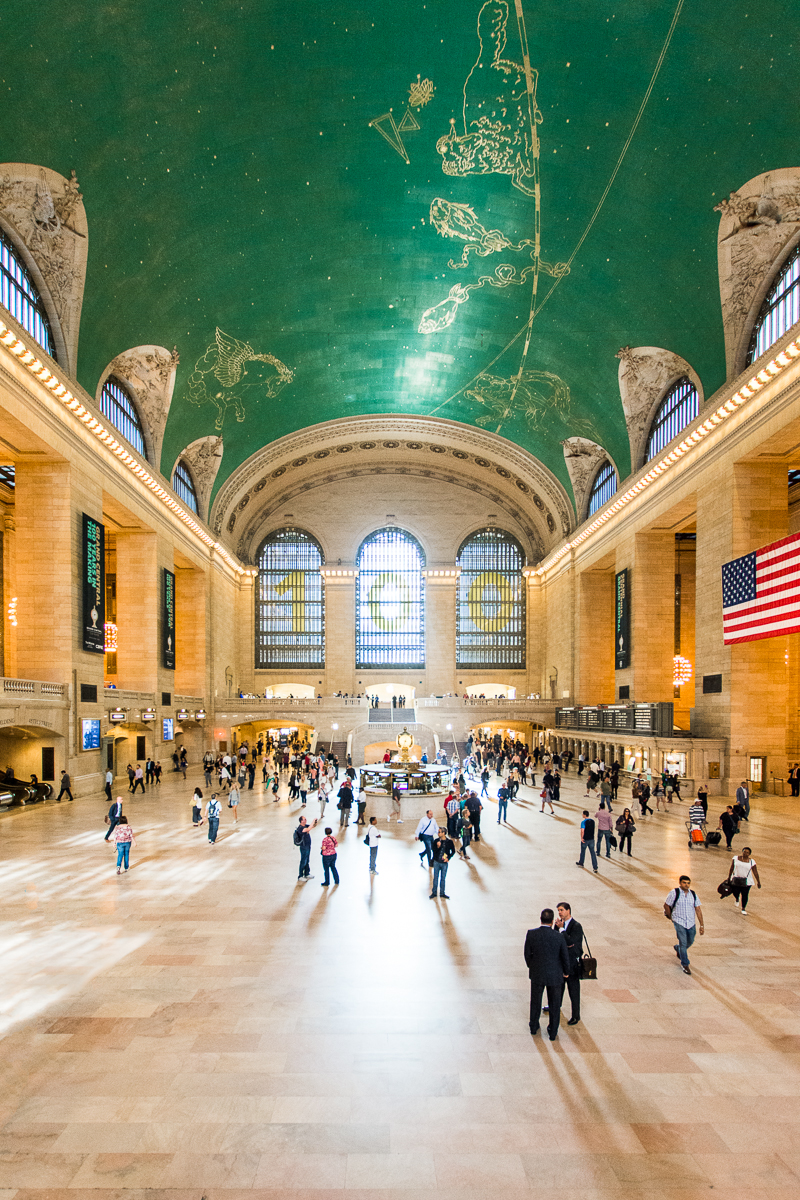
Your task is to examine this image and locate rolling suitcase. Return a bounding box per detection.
[706,830,722,846]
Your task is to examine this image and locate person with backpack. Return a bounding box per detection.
[205,793,222,844]
[576,810,598,872]
[294,815,318,880]
[663,875,704,975]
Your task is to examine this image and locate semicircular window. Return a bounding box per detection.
[256,529,324,668]
[171,459,199,514]
[587,460,617,516]
[356,528,425,668]
[456,529,525,669]
[747,243,800,365]
[645,377,699,463]
[99,376,147,458]
[0,226,56,358]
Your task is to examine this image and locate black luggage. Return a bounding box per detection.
[706,830,722,845]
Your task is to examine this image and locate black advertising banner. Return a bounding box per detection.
[615,568,630,670]
[163,568,176,670]
[82,513,105,654]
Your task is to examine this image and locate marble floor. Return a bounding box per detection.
[0,765,798,1200]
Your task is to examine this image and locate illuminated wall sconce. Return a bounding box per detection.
[104,622,118,652]
[7,597,17,627]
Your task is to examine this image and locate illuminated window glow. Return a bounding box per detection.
[748,243,800,365]
[99,377,147,458]
[587,461,617,515]
[0,227,56,359]
[356,528,425,668]
[646,378,699,462]
[256,529,324,668]
[171,459,199,514]
[456,529,525,668]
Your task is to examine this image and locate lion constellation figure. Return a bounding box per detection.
[186,328,293,430]
[436,0,540,196]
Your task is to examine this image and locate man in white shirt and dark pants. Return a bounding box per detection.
[415,811,438,867]
[664,875,704,975]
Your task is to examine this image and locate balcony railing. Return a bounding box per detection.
[2,677,66,699]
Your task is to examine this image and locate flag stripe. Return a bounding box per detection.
[722,529,800,646]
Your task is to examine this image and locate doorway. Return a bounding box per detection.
[136,735,146,760]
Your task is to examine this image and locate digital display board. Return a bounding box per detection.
[81,718,101,751]
[163,717,174,741]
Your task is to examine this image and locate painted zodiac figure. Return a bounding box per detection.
[436,0,540,196]
[429,198,535,268]
[186,327,293,430]
[466,369,595,435]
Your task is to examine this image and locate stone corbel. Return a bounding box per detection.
[172,435,224,524]
[561,438,618,523]
[0,164,88,376]
[615,346,703,473]
[97,345,179,469]
[714,166,800,377]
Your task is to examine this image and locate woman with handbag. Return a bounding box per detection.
[191,787,204,827]
[727,846,761,913]
[615,808,636,856]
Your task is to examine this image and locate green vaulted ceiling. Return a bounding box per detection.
[2,0,796,499]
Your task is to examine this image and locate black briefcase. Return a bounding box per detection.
[578,933,597,980]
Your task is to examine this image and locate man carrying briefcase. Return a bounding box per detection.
[556,902,591,1026]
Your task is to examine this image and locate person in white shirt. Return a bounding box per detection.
[415,811,439,866]
[366,816,381,874]
[727,846,761,913]
[663,875,704,975]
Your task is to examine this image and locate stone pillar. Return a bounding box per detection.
[425,574,457,695]
[674,540,696,730]
[324,573,356,692]
[116,531,159,693]
[15,461,103,685]
[526,574,545,696]
[3,512,17,678]
[235,573,255,695]
[577,569,615,704]
[614,531,675,703]
[175,565,207,697]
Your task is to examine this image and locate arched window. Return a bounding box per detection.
[99,376,147,458]
[356,528,425,668]
[587,461,617,516]
[747,243,800,365]
[646,377,699,462]
[256,529,324,668]
[0,226,56,359]
[171,459,199,514]
[456,529,525,668]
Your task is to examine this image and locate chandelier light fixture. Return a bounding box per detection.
[673,655,693,686]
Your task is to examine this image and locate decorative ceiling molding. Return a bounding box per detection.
[97,345,179,469]
[714,166,800,378]
[615,346,703,474]
[232,461,547,565]
[172,435,224,524]
[0,163,88,377]
[562,438,617,524]
[210,414,575,547]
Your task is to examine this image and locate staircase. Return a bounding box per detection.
[368,707,417,724]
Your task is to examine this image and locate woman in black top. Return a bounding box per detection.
[615,808,636,856]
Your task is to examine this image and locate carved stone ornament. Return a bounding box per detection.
[0,164,88,376]
[714,167,800,377]
[615,345,703,473]
[172,435,224,523]
[97,345,180,467]
[561,438,617,523]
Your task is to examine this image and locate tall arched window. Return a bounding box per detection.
[587,460,617,516]
[747,243,800,365]
[356,528,425,668]
[256,529,324,668]
[645,377,699,462]
[456,529,525,668]
[172,459,199,514]
[99,377,147,458]
[0,226,56,359]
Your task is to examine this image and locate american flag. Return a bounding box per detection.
[722,531,800,645]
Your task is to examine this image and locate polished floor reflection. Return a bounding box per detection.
[0,767,798,1199]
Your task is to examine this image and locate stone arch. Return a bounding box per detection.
[615,347,703,473]
[96,345,179,468]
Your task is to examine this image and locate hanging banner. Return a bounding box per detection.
[82,513,105,654]
[615,568,630,670]
[163,568,176,670]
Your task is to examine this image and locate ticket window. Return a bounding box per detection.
[749,756,767,791]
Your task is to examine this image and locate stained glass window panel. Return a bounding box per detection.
[256,529,324,668]
[356,528,425,668]
[457,529,525,668]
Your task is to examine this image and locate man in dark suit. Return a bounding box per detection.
[104,795,123,842]
[556,901,584,1026]
[524,908,570,1039]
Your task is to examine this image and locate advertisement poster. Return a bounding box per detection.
[163,568,175,670]
[81,718,101,751]
[82,514,105,654]
[615,568,630,670]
